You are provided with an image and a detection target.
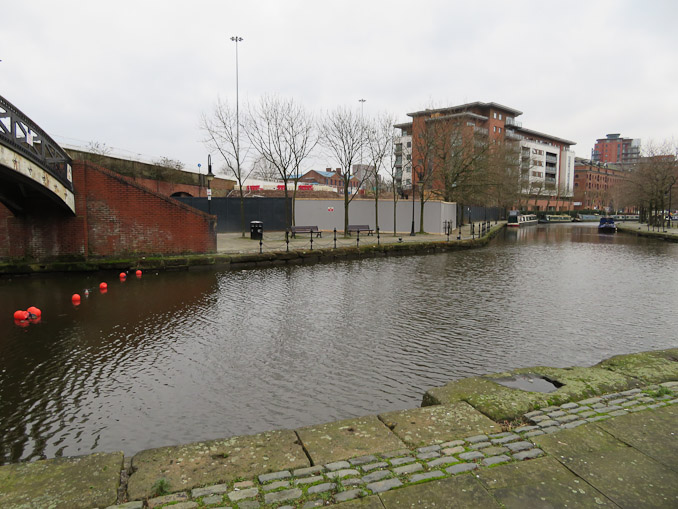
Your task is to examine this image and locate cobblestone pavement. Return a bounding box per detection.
[105,382,678,509]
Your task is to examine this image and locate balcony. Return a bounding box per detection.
[545,155,558,164]
[506,129,523,141]
[505,117,522,128]
[474,126,489,135]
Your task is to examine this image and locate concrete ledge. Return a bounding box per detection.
[0,451,123,509]
[596,348,678,384]
[378,402,500,447]
[296,415,406,465]
[0,224,506,275]
[424,365,641,422]
[127,430,308,500]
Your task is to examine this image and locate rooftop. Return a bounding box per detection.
[407,101,523,118]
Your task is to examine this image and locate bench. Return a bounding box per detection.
[290,225,321,238]
[347,224,374,236]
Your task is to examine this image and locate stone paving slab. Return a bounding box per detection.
[378,401,500,447]
[490,476,615,508]
[596,404,678,471]
[476,456,616,507]
[475,456,571,490]
[556,446,678,508]
[596,347,678,384]
[377,475,500,508]
[0,451,123,509]
[532,420,628,456]
[423,365,638,421]
[335,495,385,508]
[296,415,406,465]
[127,430,308,500]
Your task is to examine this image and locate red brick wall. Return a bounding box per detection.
[0,160,216,261]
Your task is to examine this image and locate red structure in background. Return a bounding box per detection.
[0,160,216,262]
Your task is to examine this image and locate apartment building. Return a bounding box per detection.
[394,101,576,211]
[592,133,641,166]
[573,158,635,212]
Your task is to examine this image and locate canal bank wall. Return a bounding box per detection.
[617,221,678,242]
[0,223,506,276]
[1,347,676,508]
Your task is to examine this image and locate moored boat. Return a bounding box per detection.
[538,214,573,224]
[598,217,617,233]
[507,211,538,227]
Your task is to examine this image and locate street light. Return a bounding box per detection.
[207,154,214,215]
[410,166,424,236]
[359,98,366,169]
[231,36,243,187]
[197,163,202,196]
[410,173,416,236]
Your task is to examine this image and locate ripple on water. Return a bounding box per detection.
[1,225,678,462]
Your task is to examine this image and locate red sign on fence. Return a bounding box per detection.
[298,184,313,191]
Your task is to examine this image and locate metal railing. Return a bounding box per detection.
[0,95,73,191]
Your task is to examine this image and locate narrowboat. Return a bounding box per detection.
[507,211,538,227]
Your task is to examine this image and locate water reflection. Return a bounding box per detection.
[1,224,677,463]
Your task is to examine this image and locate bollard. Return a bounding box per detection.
[334,228,337,249]
[377,227,380,246]
[310,234,313,250]
[356,230,360,248]
[286,230,290,252]
[458,224,461,240]
[259,239,263,254]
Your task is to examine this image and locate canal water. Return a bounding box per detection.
[1,224,677,463]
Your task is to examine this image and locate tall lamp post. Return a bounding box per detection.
[668,176,676,230]
[207,154,214,215]
[410,173,416,236]
[231,35,243,188]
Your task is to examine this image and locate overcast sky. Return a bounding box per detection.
[3,0,678,174]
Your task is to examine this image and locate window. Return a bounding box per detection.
[407,141,411,148]
[498,127,502,133]
[499,114,502,120]
[493,112,497,119]
[493,126,497,133]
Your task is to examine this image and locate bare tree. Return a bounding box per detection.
[388,133,403,235]
[247,95,316,228]
[484,140,522,214]
[365,112,396,233]
[86,141,112,156]
[201,97,251,236]
[153,157,185,171]
[627,140,678,225]
[414,116,491,232]
[251,155,278,181]
[319,107,368,234]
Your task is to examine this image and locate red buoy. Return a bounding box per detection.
[100,288,108,295]
[99,282,108,290]
[27,306,41,318]
[135,269,142,278]
[119,272,127,280]
[13,310,29,321]
[14,318,29,328]
[72,294,81,305]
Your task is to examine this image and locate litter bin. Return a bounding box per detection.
[250,221,263,240]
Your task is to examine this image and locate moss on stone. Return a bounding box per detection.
[0,452,123,509]
[596,348,678,383]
